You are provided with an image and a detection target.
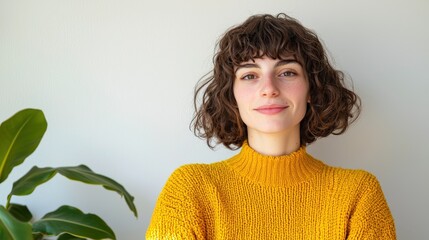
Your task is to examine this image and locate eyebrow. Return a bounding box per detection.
[234,59,301,73]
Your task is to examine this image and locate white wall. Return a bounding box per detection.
[1,0,427,239]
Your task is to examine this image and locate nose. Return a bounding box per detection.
[260,76,279,97]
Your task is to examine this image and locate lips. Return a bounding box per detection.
[254,104,288,115]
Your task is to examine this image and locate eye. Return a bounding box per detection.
[279,71,296,77]
[241,74,257,80]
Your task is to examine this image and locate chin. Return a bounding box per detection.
[253,125,295,134]
[247,120,301,134]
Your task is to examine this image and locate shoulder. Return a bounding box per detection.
[324,165,379,182]
[319,166,393,221]
[165,162,227,187]
[320,165,383,194]
[170,161,225,176]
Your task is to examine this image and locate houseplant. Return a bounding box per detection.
[0,108,137,240]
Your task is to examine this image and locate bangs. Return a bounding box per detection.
[224,16,302,66]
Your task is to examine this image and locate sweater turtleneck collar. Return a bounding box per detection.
[225,141,326,187]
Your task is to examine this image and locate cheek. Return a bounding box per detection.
[295,81,310,102]
[303,83,310,102]
[233,85,252,121]
[233,84,249,107]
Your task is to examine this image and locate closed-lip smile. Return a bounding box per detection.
[254,104,288,115]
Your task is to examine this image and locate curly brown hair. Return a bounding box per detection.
[192,13,361,150]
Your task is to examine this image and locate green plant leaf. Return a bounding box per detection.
[0,109,47,183]
[9,165,137,217]
[7,166,56,205]
[58,233,86,240]
[57,165,138,217]
[7,203,32,222]
[0,205,32,240]
[32,205,115,240]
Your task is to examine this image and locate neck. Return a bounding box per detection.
[247,129,301,156]
[226,141,326,187]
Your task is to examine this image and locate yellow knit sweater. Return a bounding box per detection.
[146,142,396,239]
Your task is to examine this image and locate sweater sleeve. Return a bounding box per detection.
[146,165,206,240]
[346,172,396,239]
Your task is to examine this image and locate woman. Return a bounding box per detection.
[146,13,396,239]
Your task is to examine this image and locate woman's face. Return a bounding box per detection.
[233,56,309,138]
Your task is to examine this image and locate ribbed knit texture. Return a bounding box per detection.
[146,142,396,239]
